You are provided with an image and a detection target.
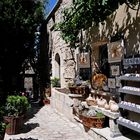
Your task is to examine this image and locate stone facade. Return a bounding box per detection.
[47,0,90,88]
[46,1,140,138]
[89,3,140,64]
[46,1,140,88]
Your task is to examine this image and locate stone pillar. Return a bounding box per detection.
[109,118,122,137]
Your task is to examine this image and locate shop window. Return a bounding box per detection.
[79,68,90,81]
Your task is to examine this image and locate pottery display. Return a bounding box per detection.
[109,99,115,107]
[96,96,99,103]
[86,94,97,106]
[104,102,110,110]
[109,101,119,112]
[97,97,107,108]
[86,94,93,101]
[86,109,97,117]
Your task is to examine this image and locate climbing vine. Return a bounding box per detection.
[55,0,139,46]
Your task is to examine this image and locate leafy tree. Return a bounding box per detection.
[0,0,48,99]
[56,0,139,46]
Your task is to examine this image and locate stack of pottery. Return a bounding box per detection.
[86,94,97,106]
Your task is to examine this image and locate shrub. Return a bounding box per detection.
[0,106,6,136]
[51,77,60,87]
[4,95,30,117]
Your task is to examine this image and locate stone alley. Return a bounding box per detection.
[4,104,93,140]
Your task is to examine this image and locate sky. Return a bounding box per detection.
[45,0,57,16]
[48,0,57,11]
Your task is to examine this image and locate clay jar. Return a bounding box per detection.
[96,96,99,103]
[104,102,110,110]
[97,96,107,108]
[110,102,119,112]
[86,94,92,101]
[109,100,119,112]
[86,94,97,106]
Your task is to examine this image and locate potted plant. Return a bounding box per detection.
[68,81,77,94]
[0,106,6,140]
[4,95,30,135]
[80,110,105,128]
[51,77,60,87]
[43,93,50,105]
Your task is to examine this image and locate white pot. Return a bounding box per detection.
[98,97,107,108]
[104,102,110,110]
[110,102,119,112]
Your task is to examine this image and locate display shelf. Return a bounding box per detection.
[119,75,140,82]
[118,86,140,96]
[82,102,120,119]
[68,94,83,98]
[119,101,140,114]
[118,73,140,135]
[117,117,140,133]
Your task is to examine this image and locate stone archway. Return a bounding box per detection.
[55,53,61,80]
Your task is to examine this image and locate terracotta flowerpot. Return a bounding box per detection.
[80,114,105,128]
[69,87,76,94]
[4,116,23,135]
[43,99,50,105]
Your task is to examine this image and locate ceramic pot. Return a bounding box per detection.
[96,96,99,103]
[97,97,107,108]
[109,99,115,107]
[104,102,110,110]
[86,94,97,106]
[4,115,24,135]
[86,94,92,100]
[110,102,119,112]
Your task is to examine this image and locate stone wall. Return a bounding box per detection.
[89,3,140,61]
[47,0,77,88]
[51,88,74,120]
[47,1,140,88]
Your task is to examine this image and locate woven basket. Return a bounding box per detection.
[79,114,105,128]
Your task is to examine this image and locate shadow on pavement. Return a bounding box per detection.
[20,123,39,133]
[13,138,38,140]
[23,101,42,123]
[17,102,41,134]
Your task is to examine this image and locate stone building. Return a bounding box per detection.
[46,0,140,88]
[46,0,91,88]
[45,1,140,139]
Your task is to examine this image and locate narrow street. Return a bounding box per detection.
[4,103,93,140]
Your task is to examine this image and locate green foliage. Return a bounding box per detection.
[4,95,30,117]
[56,0,139,45]
[0,121,6,132]
[0,0,48,93]
[0,122,6,136]
[96,112,105,118]
[68,82,76,87]
[0,106,6,135]
[51,77,60,87]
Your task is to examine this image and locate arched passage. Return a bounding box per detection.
[55,53,61,80]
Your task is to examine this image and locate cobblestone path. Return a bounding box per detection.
[4,104,93,140]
